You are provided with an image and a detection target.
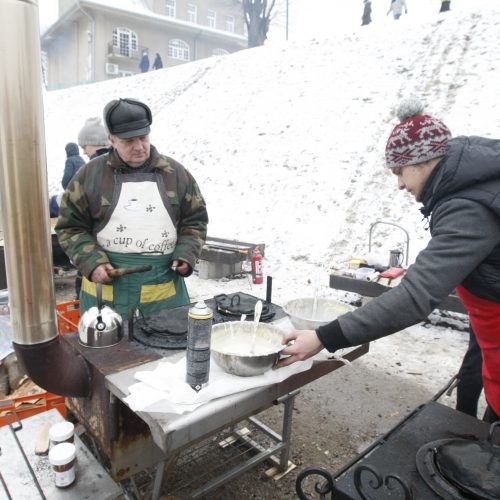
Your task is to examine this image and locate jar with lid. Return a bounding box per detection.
[49,421,75,446]
[48,442,77,488]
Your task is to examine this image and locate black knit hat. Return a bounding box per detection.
[103,98,152,139]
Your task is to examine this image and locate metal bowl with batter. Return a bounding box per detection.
[283,297,354,330]
[211,322,286,377]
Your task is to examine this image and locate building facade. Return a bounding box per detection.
[41,0,247,90]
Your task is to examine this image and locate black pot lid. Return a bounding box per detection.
[214,293,274,320]
[434,438,500,500]
[133,308,188,349]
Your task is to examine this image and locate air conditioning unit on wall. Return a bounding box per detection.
[105,63,119,75]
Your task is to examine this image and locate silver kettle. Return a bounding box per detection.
[78,283,123,348]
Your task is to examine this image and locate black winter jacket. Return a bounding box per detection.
[62,142,85,189]
[317,136,500,350]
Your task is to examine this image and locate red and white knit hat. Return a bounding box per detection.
[385,98,451,169]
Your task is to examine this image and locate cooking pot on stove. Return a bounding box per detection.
[78,283,123,348]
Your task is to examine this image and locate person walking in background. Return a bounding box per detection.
[152,52,163,70]
[139,51,150,73]
[56,98,208,317]
[78,117,110,160]
[440,1,451,13]
[277,98,500,424]
[61,142,85,189]
[387,0,407,20]
[361,0,372,26]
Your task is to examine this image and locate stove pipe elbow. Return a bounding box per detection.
[14,339,91,398]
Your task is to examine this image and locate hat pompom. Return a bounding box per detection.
[396,98,425,122]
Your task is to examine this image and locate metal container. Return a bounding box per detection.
[211,322,285,377]
[186,301,213,391]
[78,284,123,348]
[283,297,354,330]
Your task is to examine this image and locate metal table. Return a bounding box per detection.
[330,273,467,314]
[104,316,369,498]
[0,409,121,500]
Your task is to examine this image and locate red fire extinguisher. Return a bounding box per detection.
[251,247,264,284]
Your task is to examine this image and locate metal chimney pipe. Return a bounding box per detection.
[0,0,90,396]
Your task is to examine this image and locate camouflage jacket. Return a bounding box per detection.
[55,146,208,279]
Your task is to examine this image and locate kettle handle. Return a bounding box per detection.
[96,282,104,312]
[95,283,106,331]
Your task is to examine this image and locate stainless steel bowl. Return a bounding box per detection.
[211,322,285,377]
[283,297,354,330]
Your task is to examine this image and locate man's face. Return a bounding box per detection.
[109,134,150,167]
[392,161,436,202]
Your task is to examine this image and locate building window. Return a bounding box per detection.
[112,27,138,57]
[168,39,190,61]
[187,4,197,23]
[207,10,216,28]
[212,48,229,56]
[165,0,176,17]
[119,70,133,78]
[224,15,235,32]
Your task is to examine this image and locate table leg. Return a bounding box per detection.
[151,453,180,500]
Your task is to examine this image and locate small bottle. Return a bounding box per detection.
[49,421,75,447]
[251,247,264,284]
[49,442,77,488]
[186,301,213,392]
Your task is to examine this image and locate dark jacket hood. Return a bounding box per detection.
[421,136,500,216]
[65,142,80,156]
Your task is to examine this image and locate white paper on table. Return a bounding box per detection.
[124,355,314,415]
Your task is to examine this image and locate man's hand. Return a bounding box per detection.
[171,259,190,276]
[90,263,114,283]
[275,329,324,368]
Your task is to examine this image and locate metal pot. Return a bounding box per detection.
[78,283,123,348]
[211,321,285,377]
[283,297,354,330]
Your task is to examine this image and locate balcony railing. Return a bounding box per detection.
[107,43,149,60]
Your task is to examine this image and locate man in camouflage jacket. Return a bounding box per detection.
[56,98,208,317]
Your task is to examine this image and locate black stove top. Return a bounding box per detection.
[299,402,498,500]
[131,292,286,350]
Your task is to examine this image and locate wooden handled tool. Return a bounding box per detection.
[107,265,152,278]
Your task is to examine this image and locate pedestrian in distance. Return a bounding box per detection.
[61,142,85,190]
[361,0,372,26]
[152,52,163,70]
[56,98,208,317]
[440,1,451,13]
[387,0,408,20]
[139,51,150,73]
[277,98,500,424]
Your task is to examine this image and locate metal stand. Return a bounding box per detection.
[151,390,299,499]
[368,220,410,266]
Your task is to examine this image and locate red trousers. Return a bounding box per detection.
[456,285,500,415]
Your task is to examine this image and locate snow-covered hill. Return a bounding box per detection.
[43,2,500,303]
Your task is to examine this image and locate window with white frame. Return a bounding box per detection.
[224,15,235,32]
[207,10,216,28]
[168,39,190,61]
[212,48,229,56]
[112,27,138,57]
[187,4,197,23]
[165,0,176,17]
[119,70,133,78]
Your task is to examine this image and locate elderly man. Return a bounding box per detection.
[277,98,500,423]
[56,98,208,316]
